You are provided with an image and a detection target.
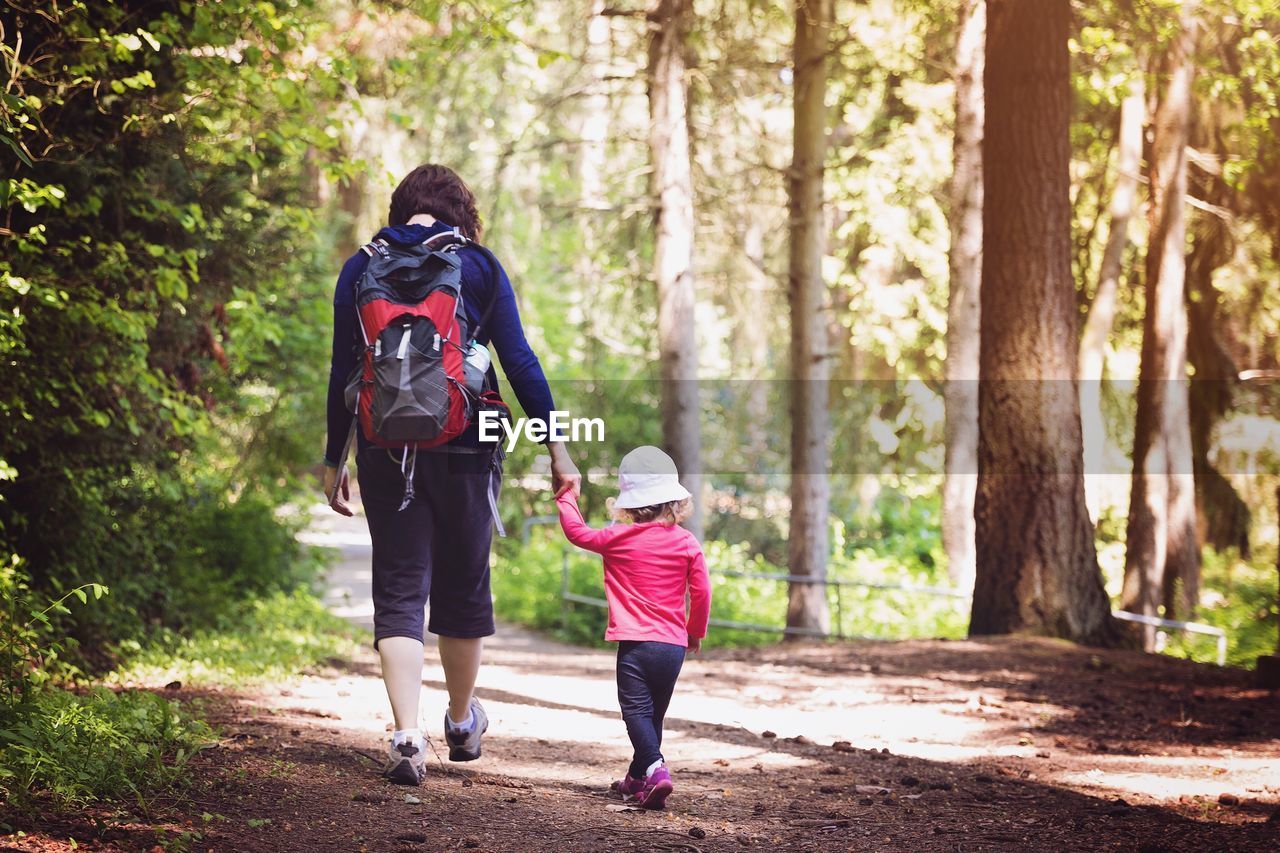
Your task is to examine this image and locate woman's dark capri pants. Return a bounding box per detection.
[357,445,502,647]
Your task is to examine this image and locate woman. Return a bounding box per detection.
[322,164,580,785]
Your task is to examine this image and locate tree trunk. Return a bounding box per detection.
[1121,6,1201,642]
[1186,212,1251,558]
[648,0,704,538]
[970,0,1119,646]
[942,0,984,592]
[1079,77,1145,519]
[786,0,832,636]
[578,0,611,390]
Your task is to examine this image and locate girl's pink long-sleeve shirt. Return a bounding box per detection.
[556,492,711,645]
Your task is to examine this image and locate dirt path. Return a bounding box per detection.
[8,507,1279,851]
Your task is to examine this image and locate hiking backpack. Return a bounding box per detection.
[340,229,508,489]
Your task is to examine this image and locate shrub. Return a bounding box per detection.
[1163,546,1279,667]
[0,687,211,810]
[492,516,969,648]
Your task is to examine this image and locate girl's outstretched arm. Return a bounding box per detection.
[556,490,613,553]
[686,543,711,640]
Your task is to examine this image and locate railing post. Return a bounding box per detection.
[833,582,844,639]
[560,546,570,632]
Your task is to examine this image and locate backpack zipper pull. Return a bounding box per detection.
[397,324,412,360]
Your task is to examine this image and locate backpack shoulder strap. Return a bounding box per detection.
[360,238,389,258]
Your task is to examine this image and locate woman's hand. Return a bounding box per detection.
[323,465,354,517]
[547,441,581,499]
[687,637,702,654]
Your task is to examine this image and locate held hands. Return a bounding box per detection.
[687,637,702,654]
[323,465,354,517]
[548,441,581,500]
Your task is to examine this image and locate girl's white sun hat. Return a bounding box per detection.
[613,445,692,509]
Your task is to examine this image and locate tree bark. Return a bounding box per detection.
[648,0,704,538]
[786,0,832,636]
[1079,77,1145,518]
[942,0,984,593]
[1121,5,1201,642]
[970,0,1119,646]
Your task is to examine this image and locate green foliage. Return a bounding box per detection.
[0,572,210,811]
[493,489,966,649]
[492,527,608,647]
[111,588,360,688]
[0,686,211,811]
[0,558,107,699]
[1,0,346,674]
[0,565,349,811]
[7,478,326,674]
[1163,546,1279,667]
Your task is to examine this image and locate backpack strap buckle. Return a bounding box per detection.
[361,238,391,258]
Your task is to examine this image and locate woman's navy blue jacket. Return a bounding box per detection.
[324,221,556,464]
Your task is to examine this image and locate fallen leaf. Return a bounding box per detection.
[856,785,891,795]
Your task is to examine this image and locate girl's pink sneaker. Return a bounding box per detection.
[637,766,673,810]
[611,774,645,799]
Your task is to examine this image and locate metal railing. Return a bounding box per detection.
[554,544,968,641]
[528,516,1232,661]
[1112,610,1228,666]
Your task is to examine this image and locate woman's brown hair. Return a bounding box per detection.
[388,164,482,240]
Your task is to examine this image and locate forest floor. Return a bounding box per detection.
[5,508,1279,852]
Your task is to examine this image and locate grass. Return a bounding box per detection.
[1,585,359,812]
[108,587,362,688]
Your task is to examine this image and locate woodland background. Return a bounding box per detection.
[1,0,1280,811]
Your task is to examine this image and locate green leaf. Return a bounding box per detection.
[0,136,32,167]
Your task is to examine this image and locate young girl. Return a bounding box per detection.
[556,445,711,810]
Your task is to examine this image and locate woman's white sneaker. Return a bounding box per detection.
[383,738,427,785]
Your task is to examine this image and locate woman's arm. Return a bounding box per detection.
[321,252,369,515]
[556,491,612,553]
[466,251,555,424]
[466,249,580,495]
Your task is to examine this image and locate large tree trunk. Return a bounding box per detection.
[1079,78,1145,519]
[1121,6,1201,642]
[648,0,704,538]
[970,0,1119,646]
[786,0,832,636]
[942,0,985,592]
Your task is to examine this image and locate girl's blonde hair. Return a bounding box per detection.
[607,496,693,527]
